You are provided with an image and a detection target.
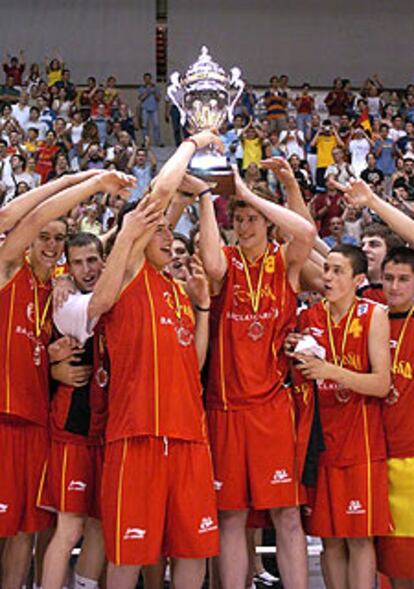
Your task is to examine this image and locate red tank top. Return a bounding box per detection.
[357,282,386,305]
[0,262,53,425]
[103,261,207,444]
[298,298,386,467]
[383,310,414,458]
[206,243,297,410]
[49,321,108,445]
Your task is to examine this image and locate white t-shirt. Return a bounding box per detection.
[54,291,97,345]
[279,129,305,159]
[11,104,30,128]
[348,139,371,177]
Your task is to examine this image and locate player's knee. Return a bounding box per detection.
[55,514,85,548]
[218,509,248,532]
[323,538,347,554]
[346,537,373,552]
[271,506,302,534]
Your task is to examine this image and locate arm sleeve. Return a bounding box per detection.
[53,292,97,344]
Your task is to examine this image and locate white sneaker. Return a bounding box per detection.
[254,569,280,586]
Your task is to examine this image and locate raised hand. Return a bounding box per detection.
[121,195,163,240]
[53,275,76,310]
[261,157,295,185]
[343,178,375,209]
[96,170,137,199]
[191,130,225,154]
[182,255,210,309]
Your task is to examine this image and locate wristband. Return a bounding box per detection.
[195,304,210,312]
[198,188,212,199]
[183,137,199,150]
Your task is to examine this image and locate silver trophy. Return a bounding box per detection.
[168,46,244,196]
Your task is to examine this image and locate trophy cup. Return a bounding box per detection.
[167,46,244,196]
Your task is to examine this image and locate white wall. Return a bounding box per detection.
[168,0,414,87]
[0,0,155,85]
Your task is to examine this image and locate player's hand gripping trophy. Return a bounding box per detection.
[168,46,245,196]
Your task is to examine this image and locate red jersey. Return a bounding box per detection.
[357,282,386,305]
[0,262,53,426]
[206,243,297,411]
[298,298,386,467]
[103,261,207,444]
[49,322,108,446]
[383,311,414,458]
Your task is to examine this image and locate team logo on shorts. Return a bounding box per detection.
[213,480,223,491]
[270,469,292,485]
[67,480,87,492]
[123,527,146,540]
[198,516,218,534]
[0,503,9,514]
[346,500,366,515]
[302,505,312,517]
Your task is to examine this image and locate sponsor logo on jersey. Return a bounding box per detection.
[123,527,146,540]
[67,480,87,492]
[198,516,218,534]
[346,500,366,515]
[213,480,223,491]
[271,469,292,485]
[390,339,397,349]
[0,503,9,514]
[357,304,368,317]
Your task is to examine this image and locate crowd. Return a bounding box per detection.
[0,50,414,589]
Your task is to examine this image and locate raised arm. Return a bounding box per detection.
[234,168,316,289]
[344,178,414,246]
[87,196,162,322]
[0,171,135,283]
[0,169,102,234]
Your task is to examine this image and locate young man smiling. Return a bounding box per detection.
[377,247,414,586]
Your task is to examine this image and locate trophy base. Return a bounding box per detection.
[189,150,235,198]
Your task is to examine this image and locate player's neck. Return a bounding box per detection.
[368,267,382,284]
[389,300,413,314]
[329,292,356,322]
[239,239,268,263]
[28,256,51,284]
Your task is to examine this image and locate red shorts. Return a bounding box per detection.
[303,461,392,538]
[101,436,219,566]
[37,439,103,519]
[0,420,54,536]
[376,536,414,579]
[207,395,305,511]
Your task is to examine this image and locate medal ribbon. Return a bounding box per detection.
[326,300,356,368]
[238,245,269,315]
[391,305,414,373]
[171,280,182,321]
[29,266,52,338]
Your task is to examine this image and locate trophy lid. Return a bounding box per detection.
[183,46,229,92]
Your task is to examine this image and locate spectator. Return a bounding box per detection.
[348,126,373,177]
[241,123,263,171]
[80,142,105,171]
[239,82,256,119]
[35,130,60,183]
[22,127,40,153]
[116,102,135,139]
[322,215,358,247]
[53,117,72,153]
[11,91,30,128]
[388,114,406,143]
[67,109,84,147]
[37,95,56,130]
[279,116,305,160]
[374,123,396,185]
[104,75,120,112]
[24,106,49,140]
[310,183,345,236]
[325,146,356,191]
[0,75,20,107]
[91,102,110,146]
[137,72,161,146]
[263,75,288,132]
[324,78,349,118]
[25,154,41,187]
[294,83,314,133]
[25,62,41,90]
[361,152,385,185]
[403,92,414,124]
[126,142,157,202]
[3,51,25,85]
[55,68,76,101]
[310,119,343,188]
[79,203,102,235]
[46,151,70,181]
[396,121,414,156]
[45,55,64,87]
[51,87,73,121]
[78,76,96,121]
[366,83,383,119]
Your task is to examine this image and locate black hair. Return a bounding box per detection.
[382,246,414,273]
[65,231,104,261]
[362,223,404,252]
[330,244,368,276]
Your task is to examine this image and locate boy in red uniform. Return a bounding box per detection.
[290,244,391,589]
[101,131,223,589]
[196,159,316,589]
[377,247,414,586]
[0,169,135,589]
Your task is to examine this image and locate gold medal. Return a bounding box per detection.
[238,245,269,343]
[326,301,356,403]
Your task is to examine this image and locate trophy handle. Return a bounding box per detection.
[167,71,187,127]
[227,67,245,124]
